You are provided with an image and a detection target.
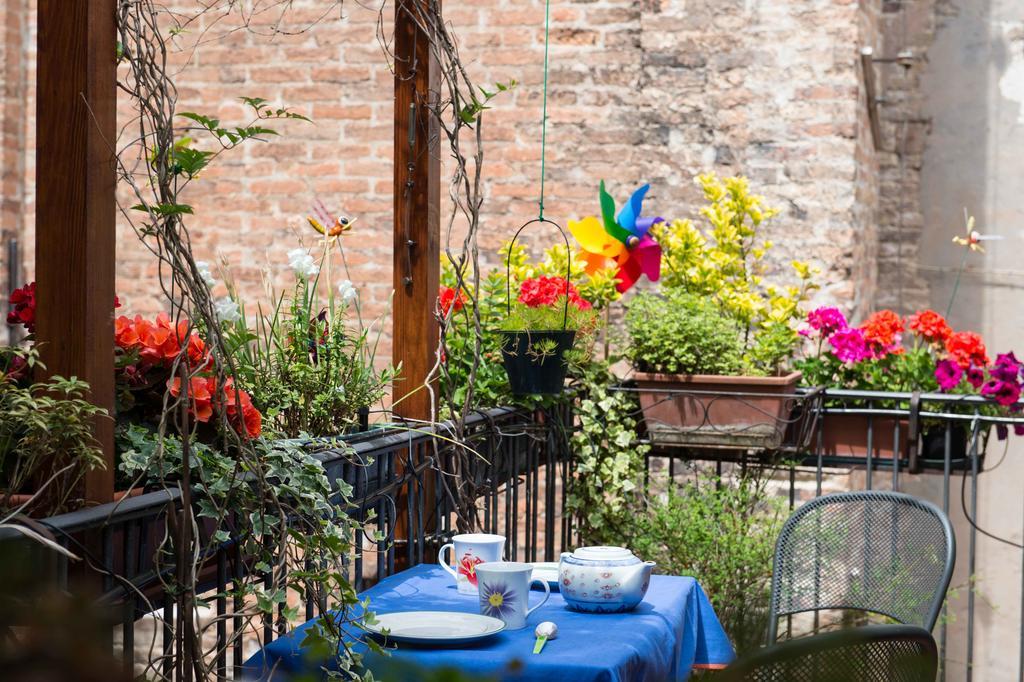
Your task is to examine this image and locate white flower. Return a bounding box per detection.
[337,279,358,304]
[287,248,318,279]
[214,297,242,325]
[195,260,217,288]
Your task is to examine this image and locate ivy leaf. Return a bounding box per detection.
[131,202,194,216]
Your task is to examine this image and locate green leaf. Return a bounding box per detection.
[130,202,194,216]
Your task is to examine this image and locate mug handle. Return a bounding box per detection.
[525,578,551,618]
[438,543,457,580]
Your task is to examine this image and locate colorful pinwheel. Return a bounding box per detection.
[569,181,663,293]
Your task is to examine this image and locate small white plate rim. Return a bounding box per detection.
[364,610,506,643]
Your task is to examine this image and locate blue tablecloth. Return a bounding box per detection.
[243,564,735,681]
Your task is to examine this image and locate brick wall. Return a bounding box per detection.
[4,0,890,358]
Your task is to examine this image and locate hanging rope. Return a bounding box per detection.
[538,0,552,220]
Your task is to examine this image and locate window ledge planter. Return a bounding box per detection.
[634,371,802,450]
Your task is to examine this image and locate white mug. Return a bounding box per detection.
[475,561,551,630]
[438,533,506,595]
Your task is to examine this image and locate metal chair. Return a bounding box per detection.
[767,490,954,643]
[721,624,938,682]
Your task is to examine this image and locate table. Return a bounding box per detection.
[244,564,735,681]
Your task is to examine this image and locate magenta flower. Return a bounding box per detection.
[804,307,848,338]
[935,359,964,391]
[966,364,985,389]
[829,327,871,364]
[981,379,1022,407]
[990,352,1023,383]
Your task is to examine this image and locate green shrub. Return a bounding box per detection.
[631,470,784,654]
[625,290,744,375]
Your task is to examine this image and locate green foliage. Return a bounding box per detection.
[630,470,784,654]
[565,362,648,544]
[625,290,744,375]
[458,79,518,125]
[499,297,598,333]
[224,274,394,440]
[652,173,817,373]
[796,345,940,393]
[0,349,108,515]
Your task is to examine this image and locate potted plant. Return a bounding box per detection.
[625,173,816,449]
[796,306,1023,468]
[499,275,597,395]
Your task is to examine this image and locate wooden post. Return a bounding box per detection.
[393,0,441,424]
[36,0,118,502]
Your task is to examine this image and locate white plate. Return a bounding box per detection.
[530,561,561,591]
[365,611,506,646]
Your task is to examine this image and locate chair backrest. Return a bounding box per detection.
[767,490,954,643]
[721,624,938,682]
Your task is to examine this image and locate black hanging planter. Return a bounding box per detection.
[501,217,577,396]
[501,329,577,395]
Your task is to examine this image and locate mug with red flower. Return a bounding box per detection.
[438,533,506,595]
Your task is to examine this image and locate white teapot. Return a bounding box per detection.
[558,546,656,613]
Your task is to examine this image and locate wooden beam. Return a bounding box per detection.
[36,0,117,502]
[393,0,441,423]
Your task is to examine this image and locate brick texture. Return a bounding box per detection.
[4,0,892,357]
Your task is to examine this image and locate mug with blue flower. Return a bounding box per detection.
[475,562,551,630]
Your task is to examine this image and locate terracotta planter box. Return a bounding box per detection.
[818,414,909,461]
[634,371,802,450]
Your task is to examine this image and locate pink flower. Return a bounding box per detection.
[935,359,963,391]
[981,379,1022,407]
[829,327,871,364]
[803,307,848,338]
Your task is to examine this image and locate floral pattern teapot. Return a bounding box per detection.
[558,546,656,613]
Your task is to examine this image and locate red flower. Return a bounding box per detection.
[908,309,952,344]
[945,331,989,369]
[223,378,262,439]
[438,286,466,316]
[169,376,215,423]
[860,310,904,350]
[518,276,592,310]
[457,554,483,586]
[115,315,141,349]
[7,282,36,333]
[168,375,262,439]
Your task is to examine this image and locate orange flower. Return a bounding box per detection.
[223,378,262,439]
[115,315,141,350]
[859,310,904,353]
[908,309,952,344]
[945,331,989,369]
[168,376,214,422]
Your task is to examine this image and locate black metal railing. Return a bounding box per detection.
[0,402,575,679]
[633,386,1024,682]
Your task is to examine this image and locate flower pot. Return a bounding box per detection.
[633,371,802,450]
[501,330,576,396]
[920,424,986,472]
[818,413,909,462]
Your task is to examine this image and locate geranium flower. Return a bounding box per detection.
[223,378,262,439]
[479,580,518,619]
[518,276,592,310]
[7,282,36,333]
[860,309,904,355]
[908,309,952,344]
[115,315,141,349]
[438,286,466,316]
[982,379,1022,407]
[802,306,847,338]
[829,327,871,364]
[946,331,989,369]
[935,359,963,391]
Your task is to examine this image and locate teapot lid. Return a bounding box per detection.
[570,546,636,562]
